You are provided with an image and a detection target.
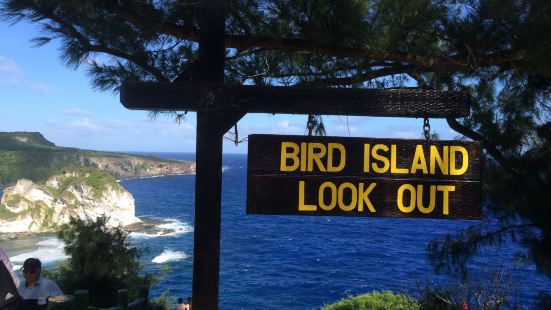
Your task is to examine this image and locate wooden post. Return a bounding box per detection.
[117,289,128,309]
[192,0,227,309]
[73,290,89,309]
[138,285,149,309]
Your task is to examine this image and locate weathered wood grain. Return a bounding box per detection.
[121,82,470,118]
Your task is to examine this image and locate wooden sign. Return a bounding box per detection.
[247,134,482,220]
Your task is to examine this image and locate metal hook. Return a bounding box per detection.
[423,118,431,141]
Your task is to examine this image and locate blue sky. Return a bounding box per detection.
[0,20,459,153]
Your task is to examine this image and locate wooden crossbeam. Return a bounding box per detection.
[121,81,470,118]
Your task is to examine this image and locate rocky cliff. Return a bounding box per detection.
[0,169,141,233]
[85,155,195,180]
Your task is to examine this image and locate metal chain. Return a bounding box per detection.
[423,117,431,141]
[307,114,315,136]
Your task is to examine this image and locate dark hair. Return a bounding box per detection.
[178,297,184,303]
[22,258,41,272]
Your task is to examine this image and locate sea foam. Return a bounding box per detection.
[129,219,193,239]
[157,220,193,234]
[151,249,187,264]
[10,238,68,268]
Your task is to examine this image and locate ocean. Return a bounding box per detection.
[1,153,550,309]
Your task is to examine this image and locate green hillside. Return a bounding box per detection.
[0,132,193,186]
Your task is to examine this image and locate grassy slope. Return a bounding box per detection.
[0,132,190,186]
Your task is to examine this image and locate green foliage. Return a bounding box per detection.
[42,167,122,200]
[52,216,152,307]
[7,194,24,205]
[149,290,177,310]
[0,203,18,220]
[418,286,459,310]
[322,291,420,310]
[84,168,121,199]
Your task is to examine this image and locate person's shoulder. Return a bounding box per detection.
[42,277,62,294]
[39,277,57,286]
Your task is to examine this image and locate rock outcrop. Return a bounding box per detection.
[0,169,141,233]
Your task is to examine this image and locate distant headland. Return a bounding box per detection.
[0,131,196,186]
[0,131,196,233]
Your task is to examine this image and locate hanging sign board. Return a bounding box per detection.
[247,134,482,220]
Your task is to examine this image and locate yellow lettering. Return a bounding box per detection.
[280,142,299,172]
[430,145,448,175]
[437,185,455,215]
[307,143,327,172]
[410,145,428,174]
[391,145,409,174]
[417,185,436,214]
[450,146,468,175]
[298,181,317,211]
[363,144,370,173]
[319,182,337,211]
[358,183,376,212]
[300,142,307,172]
[338,182,357,211]
[371,144,390,173]
[327,143,346,172]
[397,184,416,213]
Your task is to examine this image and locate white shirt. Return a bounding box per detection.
[0,247,19,288]
[18,277,63,300]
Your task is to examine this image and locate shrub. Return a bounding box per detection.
[417,286,459,310]
[51,216,153,307]
[416,269,525,309]
[322,290,420,310]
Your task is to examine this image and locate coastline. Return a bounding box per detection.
[116,171,196,182]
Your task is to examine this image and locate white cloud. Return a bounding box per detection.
[35,83,57,94]
[72,118,102,132]
[100,119,131,129]
[0,56,22,75]
[275,120,302,135]
[47,117,105,137]
[64,107,93,117]
[0,75,24,86]
[137,117,196,138]
[329,117,362,136]
[371,123,420,139]
[0,55,57,94]
[39,111,199,151]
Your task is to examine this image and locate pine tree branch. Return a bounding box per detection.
[44,10,169,82]
[94,2,545,77]
[297,65,416,87]
[446,117,523,178]
[97,0,198,40]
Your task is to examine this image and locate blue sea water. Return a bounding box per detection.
[2,153,551,309]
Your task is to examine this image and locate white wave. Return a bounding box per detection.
[222,166,230,172]
[129,231,166,239]
[129,219,193,239]
[157,220,194,234]
[10,238,68,267]
[151,249,187,264]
